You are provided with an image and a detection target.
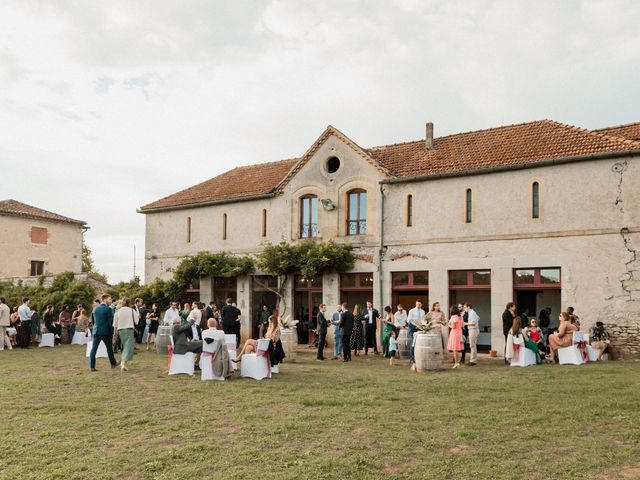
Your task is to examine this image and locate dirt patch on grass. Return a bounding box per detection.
[600,465,640,479]
[448,444,475,455]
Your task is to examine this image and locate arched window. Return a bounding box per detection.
[261,209,267,237]
[532,182,540,219]
[186,217,192,243]
[222,213,227,240]
[465,189,472,223]
[407,194,413,227]
[347,189,367,235]
[300,195,318,238]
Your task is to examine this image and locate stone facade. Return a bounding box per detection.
[141,123,640,358]
[0,207,85,279]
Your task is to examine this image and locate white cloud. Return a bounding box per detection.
[0,0,638,282]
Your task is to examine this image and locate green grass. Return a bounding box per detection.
[1,345,639,480]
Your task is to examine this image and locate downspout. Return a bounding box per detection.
[378,182,386,347]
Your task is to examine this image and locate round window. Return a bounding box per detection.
[326,156,341,174]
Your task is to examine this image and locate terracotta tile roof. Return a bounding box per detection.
[592,122,640,141]
[368,120,640,178]
[140,119,640,212]
[0,199,86,225]
[139,158,299,211]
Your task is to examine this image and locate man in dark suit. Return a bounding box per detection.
[89,294,118,371]
[502,302,516,364]
[134,298,146,344]
[338,302,353,362]
[172,316,203,355]
[221,298,241,347]
[363,301,380,355]
[316,304,330,361]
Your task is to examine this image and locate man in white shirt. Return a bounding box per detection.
[0,297,11,350]
[464,303,480,366]
[407,300,426,366]
[163,302,181,326]
[363,301,380,355]
[394,304,407,330]
[187,302,202,335]
[18,297,32,348]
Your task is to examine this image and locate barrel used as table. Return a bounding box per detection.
[414,332,443,372]
[280,328,298,362]
[397,328,410,359]
[155,325,173,355]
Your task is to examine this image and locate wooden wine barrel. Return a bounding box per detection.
[155,325,173,355]
[280,328,297,362]
[397,328,410,359]
[414,332,443,372]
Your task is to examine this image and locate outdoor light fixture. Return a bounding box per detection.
[321,198,335,211]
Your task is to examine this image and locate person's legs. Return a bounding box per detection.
[333,333,341,358]
[469,330,478,364]
[235,339,256,361]
[120,329,135,366]
[101,335,118,367]
[408,330,415,363]
[19,320,31,348]
[342,334,351,361]
[0,326,5,350]
[317,333,326,360]
[89,335,101,369]
[69,323,76,342]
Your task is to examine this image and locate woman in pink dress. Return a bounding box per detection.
[447,305,464,368]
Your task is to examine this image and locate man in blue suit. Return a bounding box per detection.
[89,294,118,371]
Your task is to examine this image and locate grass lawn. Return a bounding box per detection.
[1,345,639,480]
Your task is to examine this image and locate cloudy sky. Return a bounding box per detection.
[1,0,638,283]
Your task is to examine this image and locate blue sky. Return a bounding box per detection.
[1,0,638,282]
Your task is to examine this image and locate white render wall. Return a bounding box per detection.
[143,132,640,357]
[0,215,83,278]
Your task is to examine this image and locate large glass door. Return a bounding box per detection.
[293,275,322,344]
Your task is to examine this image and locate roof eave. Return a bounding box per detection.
[137,191,277,214]
[0,211,87,226]
[380,149,640,185]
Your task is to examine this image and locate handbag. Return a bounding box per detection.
[460,335,466,343]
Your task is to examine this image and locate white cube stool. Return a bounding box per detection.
[241,339,271,380]
[39,333,55,348]
[510,337,537,367]
[225,334,238,371]
[558,332,590,365]
[86,336,108,358]
[587,345,609,362]
[71,332,88,345]
[168,336,195,376]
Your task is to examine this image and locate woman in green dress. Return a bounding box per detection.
[382,306,395,357]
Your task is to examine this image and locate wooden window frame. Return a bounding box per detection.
[30,260,44,276]
[300,195,318,239]
[346,189,367,236]
[407,194,413,227]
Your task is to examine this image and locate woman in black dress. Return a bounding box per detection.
[350,304,364,356]
[146,303,160,351]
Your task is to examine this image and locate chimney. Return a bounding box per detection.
[425,122,434,150]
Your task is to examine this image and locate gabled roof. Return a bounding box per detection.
[139,158,299,211]
[369,119,639,178]
[139,119,640,212]
[592,122,640,141]
[0,199,86,225]
[274,125,393,193]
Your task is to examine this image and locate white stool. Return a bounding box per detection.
[168,336,195,376]
[510,337,537,367]
[587,345,609,362]
[225,334,238,371]
[200,329,227,381]
[241,339,271,380]
[71,331,88,345]
[39,333,55,348]
[86,338,108,358]
[558,332,590,365]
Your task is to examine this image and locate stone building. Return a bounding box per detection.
[0,199,86,279]
[139,120,640,358]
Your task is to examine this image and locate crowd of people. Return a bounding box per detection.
[0,294,612,371]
